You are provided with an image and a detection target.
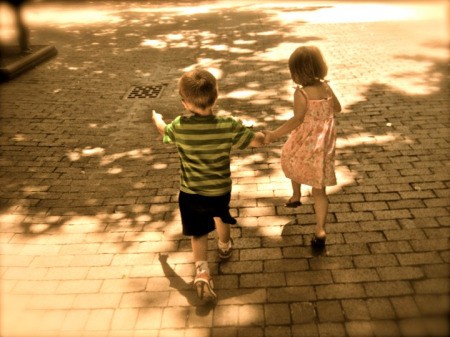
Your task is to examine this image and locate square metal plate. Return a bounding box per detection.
[123,84,166,99]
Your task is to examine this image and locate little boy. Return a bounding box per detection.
[152,69,265,302]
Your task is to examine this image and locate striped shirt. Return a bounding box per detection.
[163,114,255,196]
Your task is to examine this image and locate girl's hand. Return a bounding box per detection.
[262,130,274,144]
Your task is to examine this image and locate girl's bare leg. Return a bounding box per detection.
[312,187,328,238]
[289,180,302,202]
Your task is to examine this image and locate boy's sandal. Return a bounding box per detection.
[284,200,302,208]
[194,272,217,302]
[311,235,326,248]
[218,238,233,260]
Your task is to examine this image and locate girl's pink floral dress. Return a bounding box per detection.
[281,86,337,189]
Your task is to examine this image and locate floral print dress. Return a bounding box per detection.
[281,86,337,189]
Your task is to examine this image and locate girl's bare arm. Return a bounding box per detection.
[265,88,307,143]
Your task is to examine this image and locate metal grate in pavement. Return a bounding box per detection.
[123,84,166,99]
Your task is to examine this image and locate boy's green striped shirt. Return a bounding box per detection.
[163,114,255,196]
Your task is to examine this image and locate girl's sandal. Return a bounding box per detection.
[284,198,302,208]
[311,235,326,248]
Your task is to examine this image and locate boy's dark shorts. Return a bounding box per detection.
[179,191,237,237]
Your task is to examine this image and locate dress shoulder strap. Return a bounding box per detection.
[295,86,309,101]
[323,81,333,99]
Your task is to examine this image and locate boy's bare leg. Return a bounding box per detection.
[191,234,208,263]
[214,217,230,244]
[191,234,216,301]
[312,187,328,238]
[215,217,232,259]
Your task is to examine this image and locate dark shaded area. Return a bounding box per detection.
[0,0,57,81]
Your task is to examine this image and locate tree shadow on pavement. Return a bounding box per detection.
[0,1,328,238]
[1,1,449,335]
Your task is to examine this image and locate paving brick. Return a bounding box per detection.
[238,304,264,326]
[317,322,347,337]
[335,212,375,222]
[267,286,316,302]
[353,254,398,268]
[376,266,424,281]
[412,278,449,295]
[364,281,413,297]
[343,232,386,244]
[316,300,345,322]
[370,320,401,337]
[120,291,170,308]
[73,293,122,309]
[135,308,164,330]
[27,294,76,310]
[369,241,412,254]
[414,294,449,316]
[110,308,139,331]
[285,270,333,286]
[316,284,366,300]
[332,268,379,283]
[212,305,239,327]
[290,302,316,324]
[239,248,282,261]
[345,321,375,337]
[326,243,371,257]
[264,258,309,272]
[240,272,285,288]
[0,2,449,336]
[291,323,319,337]
[61,309,90,331]
[264,303,291,325]
[100,278,147,293]
[85,309,114,331]
[217,288,267,305]
[390,296,421,319]
[396,252,443,266]
[220,261,263,274]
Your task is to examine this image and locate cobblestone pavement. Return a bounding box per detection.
[0,1,449,336]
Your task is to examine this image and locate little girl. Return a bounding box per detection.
[264,45,341,248]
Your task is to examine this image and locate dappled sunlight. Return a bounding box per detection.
[1,2,448,334]
[332,166,358,194]
[225,89,258,100]
[183,57,225,79]
[141,30,218,51]
[25,6,123,27]
[66,147,105,161]
[337,133,401,148]
[99,148,152,166]
[253,2,447,24]
[250,41,302,62]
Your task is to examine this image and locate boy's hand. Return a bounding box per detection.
[151,110,167,136]
[262,130,274,144]
[152,110,163,121]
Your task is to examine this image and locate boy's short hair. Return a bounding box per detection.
[289,46,328,86]
[179,69,218,109]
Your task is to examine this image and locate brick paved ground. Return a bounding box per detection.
[0,1,449,336]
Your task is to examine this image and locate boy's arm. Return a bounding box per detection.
[248,131,265,147]
[152,110,166,136]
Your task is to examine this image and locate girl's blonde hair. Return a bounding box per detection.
[179,69,218,109]
[288,46,328,86]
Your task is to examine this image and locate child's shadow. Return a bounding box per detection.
[158,254,215,315]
